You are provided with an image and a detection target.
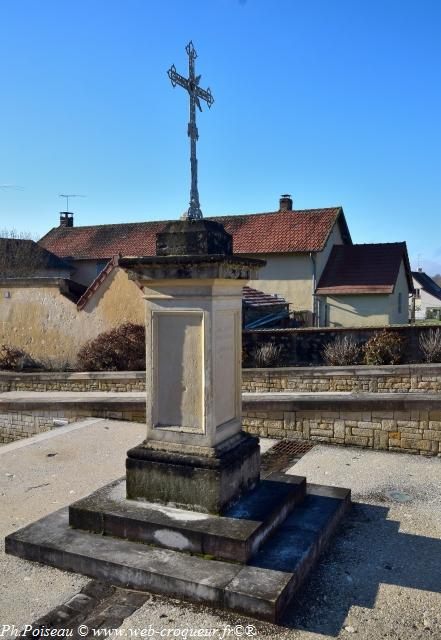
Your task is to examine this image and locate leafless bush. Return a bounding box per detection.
[419,329,441,363]
[77,323,146,371]
[363,329,405,365]
[0,344,38,371]
[251,342,282,368]
[322,335,361,366]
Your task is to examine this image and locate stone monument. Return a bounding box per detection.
[122,219,263,513]
[5,42,351,624]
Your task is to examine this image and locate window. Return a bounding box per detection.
[415,288,421,299]
[398,292,403,314]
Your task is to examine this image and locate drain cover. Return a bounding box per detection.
[270,440,314,456]
[261,439,314,477]
[385,490,412,503]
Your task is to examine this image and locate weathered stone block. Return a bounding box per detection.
[126,433,260,514]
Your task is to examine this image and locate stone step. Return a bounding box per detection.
[5,482,350,622]
[69,472,306,563]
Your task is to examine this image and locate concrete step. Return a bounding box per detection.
[69,473,306,563]
[5,481,350,622]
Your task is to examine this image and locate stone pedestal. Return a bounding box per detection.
[120,220,265,513]
[6,218,351,623]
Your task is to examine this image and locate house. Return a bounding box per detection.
[0,237,74,279]
[0,241,143,367]
[39,195,352,324]
[315,243,414,327]
[412,269,441,320]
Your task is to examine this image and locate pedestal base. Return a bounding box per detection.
[126,432,260,514]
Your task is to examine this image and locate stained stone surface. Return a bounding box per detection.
[69,473,306,562]
[5,483,351,623]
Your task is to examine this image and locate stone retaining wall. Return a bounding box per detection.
[0,400,145,444]
[242,364,441,394]
[0,371,146,393]
[2,364,441,394]
[2,392,441,456]
[242,394,441,457]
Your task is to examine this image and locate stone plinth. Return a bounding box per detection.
[120,219,265,512]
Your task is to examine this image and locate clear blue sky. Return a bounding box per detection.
[1,0,440,273]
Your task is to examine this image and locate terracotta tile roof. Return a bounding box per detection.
[38,207,349,259]
[76,255,119,310]
[316,242,413,295]
[243,286,288,307]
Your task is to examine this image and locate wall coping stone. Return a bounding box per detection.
[0,371,146,381]
[1,362,440,382]
[243,391,441,412]
[1,390,440,413]
[243,363,441,376]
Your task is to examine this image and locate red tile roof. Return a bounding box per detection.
[243,286,288,307]
[316,243,413,295]
[39,208,349,259]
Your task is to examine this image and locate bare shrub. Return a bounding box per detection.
[251,341,282,368]
[77,323,146,371]
[0,345,37,371]
[322,335,360,366]
[419,329,441,363]
[363,329,405,365]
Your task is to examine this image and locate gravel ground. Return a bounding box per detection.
[1,424,440,640]
[119,446,441,640]
[0,418,145,628]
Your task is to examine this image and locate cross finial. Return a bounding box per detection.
[167,42,214,220]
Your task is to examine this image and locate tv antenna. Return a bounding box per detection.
[0,184,24,191]
[59,194,86,212]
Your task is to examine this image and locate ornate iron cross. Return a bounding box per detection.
[168,41,214,220]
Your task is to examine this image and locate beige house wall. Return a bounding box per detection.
[315,224,344,282]
[322,294,390,327]
[321,260,410,327]
[0,268,144,368]
[389,261,410,325]
[247,253,313,313]
[245,223,344,318]
[71,259,106,286]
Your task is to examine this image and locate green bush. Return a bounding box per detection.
[362,329,405,365]
[77,323,146,371]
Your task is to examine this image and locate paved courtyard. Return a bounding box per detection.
[1,418,440,639]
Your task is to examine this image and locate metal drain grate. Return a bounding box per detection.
[270,439,314,456]
[260,439,314,477]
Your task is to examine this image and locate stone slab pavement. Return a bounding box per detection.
[1,418,440,639]
[0,417,145,628]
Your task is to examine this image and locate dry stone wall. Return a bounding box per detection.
[0,402,145,443]
[242,364,441,394]
[1,364,441,394]
[242,395,441,456]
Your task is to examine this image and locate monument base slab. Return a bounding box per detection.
[126,433,260,514]
[69,473,306,563]
[5,482,350,623]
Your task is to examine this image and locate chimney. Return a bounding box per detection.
[59,212,74,228]
[418,267,423,273]
[279,194,293,211]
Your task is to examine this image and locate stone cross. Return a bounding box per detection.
[167,41,214,221]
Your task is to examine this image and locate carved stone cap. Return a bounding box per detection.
[156,219,233,257]
[119,253,265,282]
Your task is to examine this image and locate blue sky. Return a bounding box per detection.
[1,0,440,273]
